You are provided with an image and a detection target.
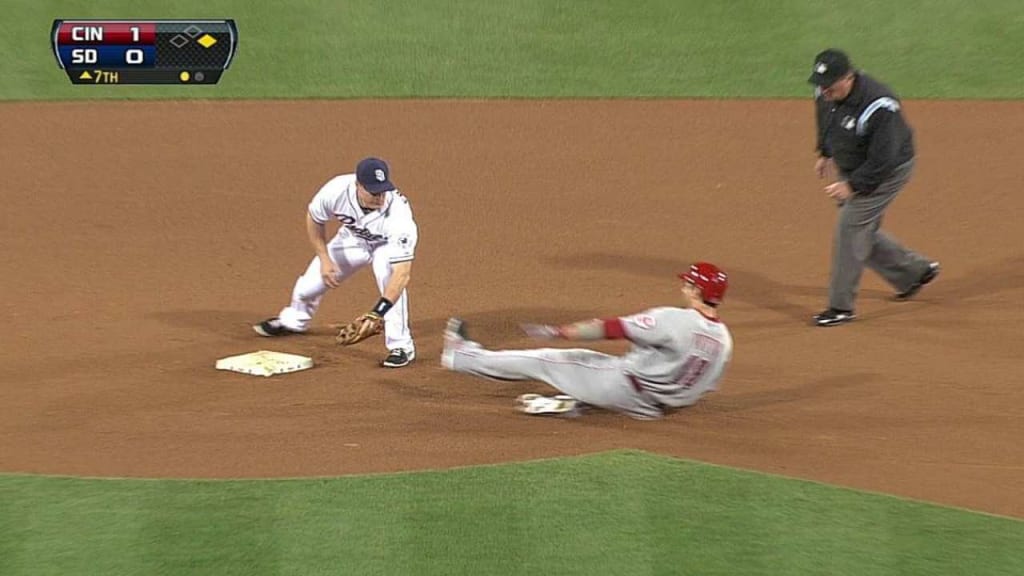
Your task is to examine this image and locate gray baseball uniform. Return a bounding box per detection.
[449,307,733,420]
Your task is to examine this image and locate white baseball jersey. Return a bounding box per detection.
[618,307,733,408]
[307,174,418,264]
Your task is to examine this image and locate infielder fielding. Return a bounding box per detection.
[254,157,419,368]
[441,262,733,419]
[809,49,939,327]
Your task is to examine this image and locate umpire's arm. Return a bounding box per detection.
[814,92,832,157]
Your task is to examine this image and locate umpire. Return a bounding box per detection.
[809,48,940,327]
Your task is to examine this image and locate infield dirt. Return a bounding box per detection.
[1,100,1021,517]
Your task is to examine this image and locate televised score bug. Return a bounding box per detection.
[51,19,239,85]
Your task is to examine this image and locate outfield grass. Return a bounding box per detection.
[1,451,1021,576]
[2,0,1021,100]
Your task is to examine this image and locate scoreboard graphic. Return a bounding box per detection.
[51,19,238,85]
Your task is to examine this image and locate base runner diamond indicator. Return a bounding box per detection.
[197,34,217,48]
[169,34,188,48]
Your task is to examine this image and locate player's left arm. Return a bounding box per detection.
[380,261,412,305]
[372,216,417,317]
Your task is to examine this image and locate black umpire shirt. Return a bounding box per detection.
[815,72,914,194]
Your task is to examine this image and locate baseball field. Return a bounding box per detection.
[2,1,1023,575]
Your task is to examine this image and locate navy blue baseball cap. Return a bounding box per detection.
[808,49,852,87]
[356,157,395,194]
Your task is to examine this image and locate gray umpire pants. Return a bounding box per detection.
[830,160,931,311]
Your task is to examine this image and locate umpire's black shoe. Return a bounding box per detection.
[813,308,857,327]
[895,261,941,300]
[382,348,416,368]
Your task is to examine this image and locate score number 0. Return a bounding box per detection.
[70,26,146,65]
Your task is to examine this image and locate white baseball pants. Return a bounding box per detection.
[276,234,413,352]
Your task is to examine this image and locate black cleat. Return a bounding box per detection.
[895,262,940,300]
[253,317,295,337]
[382,348,416,368]
[813,308,857,327]
[445,317,469,341]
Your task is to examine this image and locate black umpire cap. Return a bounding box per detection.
[808,49,852,87]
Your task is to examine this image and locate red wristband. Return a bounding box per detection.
[603,318,626,339]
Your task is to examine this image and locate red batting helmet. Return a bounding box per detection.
[679,262,729,305]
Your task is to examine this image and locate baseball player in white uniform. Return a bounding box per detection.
[441,262,733,419]
[254,157,419,368]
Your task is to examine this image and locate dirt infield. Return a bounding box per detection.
[1,100,1021,517]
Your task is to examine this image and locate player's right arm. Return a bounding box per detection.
[305,212,340,288]
[522,309,673,345]
[539,319,607,341]
[305,178,347,288]
[521,318,608,341]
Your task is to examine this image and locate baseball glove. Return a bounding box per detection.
[335,312,384,345]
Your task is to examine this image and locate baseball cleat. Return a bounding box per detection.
[446,317,469,341]
[253,317,296,337]
[440,317,466,369]
[515,393,580,416]
[813,308,857,327]
[382,348,415,368]
[895,261,940,300]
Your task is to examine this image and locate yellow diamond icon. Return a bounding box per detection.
[197,34,217,49]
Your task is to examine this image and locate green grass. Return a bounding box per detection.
[2,0,1022,100]
[1,451,1021,575]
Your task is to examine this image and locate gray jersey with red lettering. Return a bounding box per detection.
[619,307,733,407]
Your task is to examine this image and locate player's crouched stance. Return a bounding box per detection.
[253,157,419,368]
[441,262,734,419]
